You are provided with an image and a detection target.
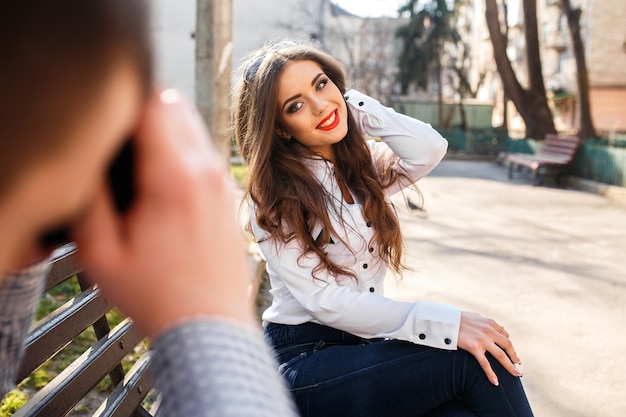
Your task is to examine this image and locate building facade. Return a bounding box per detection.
[152,0,625,135]
[152,0,196,98]
[537,0,626,135]
[467,0,626,135]
[233,0,406,104]
[151,0,407,104]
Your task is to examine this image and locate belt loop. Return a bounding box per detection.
[313,340,326,352]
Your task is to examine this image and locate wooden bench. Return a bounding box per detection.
[507,134,581,186]
[12,244,156,417]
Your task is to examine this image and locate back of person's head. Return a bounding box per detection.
[0,0,153,198]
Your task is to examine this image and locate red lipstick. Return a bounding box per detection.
[316,109,340,131]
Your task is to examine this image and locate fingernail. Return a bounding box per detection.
[160,89,181,104]
[491,376,499,386]
[515,366,523,377]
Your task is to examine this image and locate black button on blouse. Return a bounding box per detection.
[369,287,375,293]
[419,333,426,340]
[444,338,452,345]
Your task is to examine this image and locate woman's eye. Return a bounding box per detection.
[316,79,328,90]
[287,102,303,114]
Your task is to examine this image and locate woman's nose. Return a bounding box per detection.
[311,97,327,116]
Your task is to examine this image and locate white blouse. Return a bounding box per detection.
[251,90,461,351]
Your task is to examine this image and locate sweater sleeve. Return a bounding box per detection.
[0,260,48,398]
[344,89,448,195]
[153,319,298,417]
[253,219,461,351]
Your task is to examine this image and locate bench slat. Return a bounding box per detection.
[17,286,111,382]
[93,352,154,417]
[539,144,579,154]
[512,154,571,164]
[544,133,580,141]
[14,319,144,417]
[45,246,81,291]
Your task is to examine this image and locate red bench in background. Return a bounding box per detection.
[507,134,582,186]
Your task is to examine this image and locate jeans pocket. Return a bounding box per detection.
[278,351,308,386]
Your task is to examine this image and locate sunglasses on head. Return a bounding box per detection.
[243,40,298,82]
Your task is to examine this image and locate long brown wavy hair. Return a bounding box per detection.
[234,42,411,280]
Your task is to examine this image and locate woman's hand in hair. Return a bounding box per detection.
[457,311,523,386]
[72,89,256,339]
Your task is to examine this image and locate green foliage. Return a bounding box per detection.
[34,276,81,321]
[73,404,91,414]
[396,0,459,94]
[230,163,248,187]
[0,390,28,417]
[26,368,52,390]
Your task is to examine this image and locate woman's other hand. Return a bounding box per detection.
[72,90,256,339]
[458,311,523,386]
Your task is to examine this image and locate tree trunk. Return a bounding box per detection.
[523,0,544,93]
[436,44,444,128]
[196,0,233,161]
[485,0,556,139]
[522,0,556,138]
[561,0,596,138]
[502,0,509,136]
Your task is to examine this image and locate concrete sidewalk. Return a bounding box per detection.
[386,160,626,417]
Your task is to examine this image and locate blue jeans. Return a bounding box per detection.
[265,322,534,417]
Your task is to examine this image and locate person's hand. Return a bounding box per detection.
[457,311,522,386]
[72,89,256,339]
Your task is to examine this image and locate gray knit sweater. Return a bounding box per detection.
[0,262,297,417]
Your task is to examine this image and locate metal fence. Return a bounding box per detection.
[438,129,507,155]
[571,140,626,187]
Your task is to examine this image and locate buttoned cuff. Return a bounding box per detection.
[344,89,387,136]
[413,302,461,350]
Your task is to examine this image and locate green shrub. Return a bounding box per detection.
[0,390,28,417]
[230,163,248,186]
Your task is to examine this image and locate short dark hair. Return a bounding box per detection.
[0,0,153,196]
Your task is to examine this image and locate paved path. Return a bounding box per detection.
[386,160,626,417]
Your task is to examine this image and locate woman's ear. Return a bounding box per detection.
[275,125,292,141]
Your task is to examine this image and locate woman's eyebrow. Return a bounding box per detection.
[282,94,301,111]
[281,73,325,111]
[311,73,324,86]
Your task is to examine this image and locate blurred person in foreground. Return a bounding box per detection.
[0,1,297,416]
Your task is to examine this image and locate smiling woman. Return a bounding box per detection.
[275,61,349,161]
[233,40,535,417]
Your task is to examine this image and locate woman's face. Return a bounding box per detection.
[275,60,348,161]
[0,60,142,272]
